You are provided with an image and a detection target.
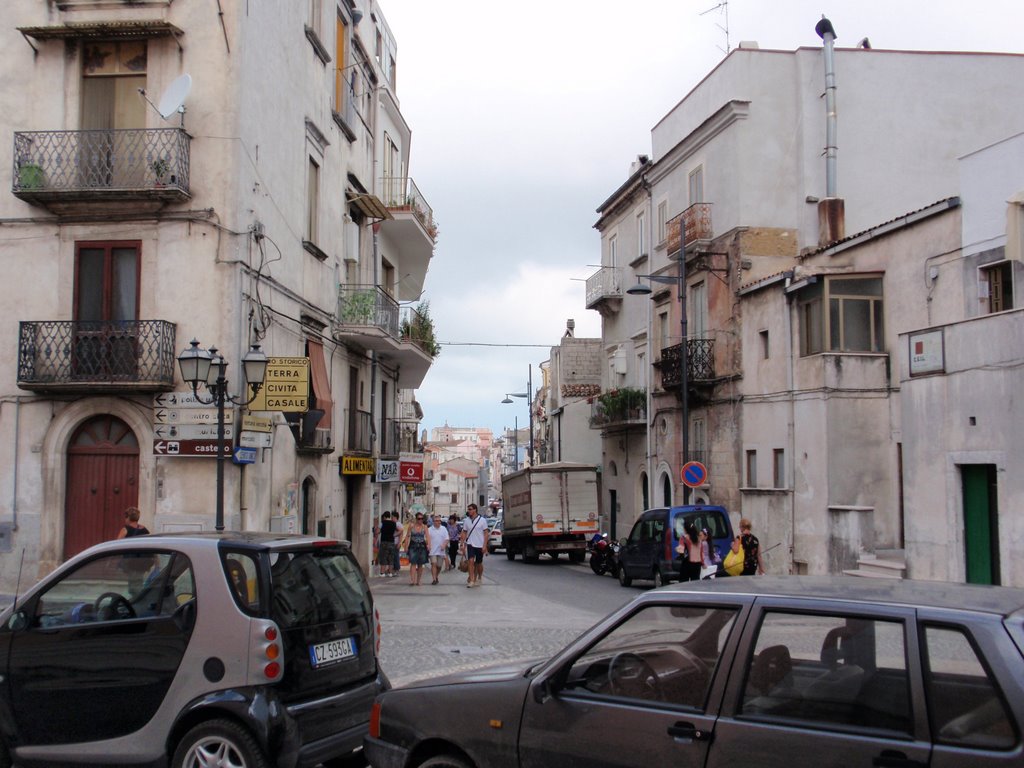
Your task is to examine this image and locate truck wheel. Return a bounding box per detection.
[506,550,516,561]
[618,567,633,587]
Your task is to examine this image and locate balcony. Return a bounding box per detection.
[378,176,436,301]
[589,387,647,432]
[334,285,433,389]
[585,267,623,317]
[666,202,714,256]
[18,319,176,392]
[659,338,716,395]
[12,128,190,213]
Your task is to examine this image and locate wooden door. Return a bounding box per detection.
[64,416,140,560]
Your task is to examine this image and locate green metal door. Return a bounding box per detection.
[962,464,999,585]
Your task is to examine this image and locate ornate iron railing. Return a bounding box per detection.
[585,267,622,307]
[18,319,176,390]
[590,400,646,429]
[666,202,714,255]
[12,128,190,196]
[346,409,372,452]
[660,338,715,390]
[337,284,400,336]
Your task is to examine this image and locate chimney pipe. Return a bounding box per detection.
[815,15,838,198]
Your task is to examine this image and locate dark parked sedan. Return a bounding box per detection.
[365,577,1024,768]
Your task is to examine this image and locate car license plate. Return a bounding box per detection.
[309,637,357,668]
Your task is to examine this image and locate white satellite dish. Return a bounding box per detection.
[158,74,192,119]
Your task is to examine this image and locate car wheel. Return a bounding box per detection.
[417,755,472,768]
[654,568,670,588]
[506,549,516,561]
[173,719,269,768]
[618,566,633,587]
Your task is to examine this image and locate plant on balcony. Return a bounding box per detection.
[597,386,646,419]
[340,289,377,324]
[151,157,171,184]
[399,301,441,358]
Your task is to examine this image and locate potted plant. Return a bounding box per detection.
[151,157,171,186]
[17,161,45,190]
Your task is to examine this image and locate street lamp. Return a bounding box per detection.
[627,253,689,499]
[502,363,534,468]
[177,338,268,531]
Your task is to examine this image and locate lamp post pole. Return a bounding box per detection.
[527,364,534,467]
[177,339,268,531]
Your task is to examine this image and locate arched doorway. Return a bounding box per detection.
[302,476,317,536]
[662,474,672,506]
[64,415,139,559]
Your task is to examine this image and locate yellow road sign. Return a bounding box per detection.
[250,357,309,413]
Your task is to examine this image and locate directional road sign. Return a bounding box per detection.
[233,446,258,465]
[249,357,309,413]
[154,423,234,440]
[681,461,708,488]
[154,408,233,426]
[153,391,216,408]
[153,439,231,458]
[239,431,273,448]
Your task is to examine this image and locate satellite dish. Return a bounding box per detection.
[158,74,192,119]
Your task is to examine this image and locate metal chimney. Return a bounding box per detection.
[815,15,845,245]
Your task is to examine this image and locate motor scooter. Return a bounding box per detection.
[589,532,620,577]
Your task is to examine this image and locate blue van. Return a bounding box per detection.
[617,505,734,587]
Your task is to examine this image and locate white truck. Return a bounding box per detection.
[501,462,601,563]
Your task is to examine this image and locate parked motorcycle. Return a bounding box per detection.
[589,533,620,577]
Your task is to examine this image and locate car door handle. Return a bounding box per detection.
[873,750,926,768]
[667,722,713,743]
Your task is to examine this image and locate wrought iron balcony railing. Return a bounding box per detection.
[338,285,400,336]
[660,338,715,390]
[12,128,190,202]
[18,319,177,391]
[346,409,373,453]
[379,176,438,240]
[666,202,714,255]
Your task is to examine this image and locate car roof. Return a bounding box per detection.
[92,531,350,551]
[657,576,1024,617]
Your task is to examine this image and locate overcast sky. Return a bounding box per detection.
[379,0,1024,440]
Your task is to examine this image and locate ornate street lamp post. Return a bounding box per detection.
[177,338,268,531]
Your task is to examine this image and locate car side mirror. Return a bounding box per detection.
[532,676,555,705]
[7,610,29,632]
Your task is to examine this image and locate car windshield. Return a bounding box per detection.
[674,510,730,540]
[269,548,371,630]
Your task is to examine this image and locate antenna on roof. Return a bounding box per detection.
[700,1,730,55]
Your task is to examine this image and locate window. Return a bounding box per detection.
[657,201,668,244]
[608,235,617,267]
[799,276,884,356]
[741,612,911,734]
[561,604,738,710]
[34,552,194,627]
[637,210,646,256]
[74,241,140,378]
[981,261,1014,313]
[333,15,348,114]
[692,418,706,465]
[308,0,322,37]
[450,492,458,504]
[760,329,769,359]
[690,281,707,338]
[689,166,704,205]
[307,157,320,244]
[773,449,785,488]
[657,310,670,358]
[746,450,757,487]
[924,625,1015,749]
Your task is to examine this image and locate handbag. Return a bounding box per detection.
[723,538,745,576]
[458,557,470,573]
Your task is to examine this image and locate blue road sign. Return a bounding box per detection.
[681,461,708,488]
[232,446,257,465]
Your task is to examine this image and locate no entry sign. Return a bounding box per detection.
[681,461,708,488]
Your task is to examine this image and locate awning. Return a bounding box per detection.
[18,20,184,41]
[346,191,392,221]
[307,340,334,429]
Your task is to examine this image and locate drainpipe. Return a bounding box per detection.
[815,15,845,246]
[784,273,797,573]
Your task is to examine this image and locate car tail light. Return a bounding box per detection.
[254,619,284,682]
[369,701,382,738]
[373,608,382,655]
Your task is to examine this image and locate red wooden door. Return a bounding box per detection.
[64,416,139,560]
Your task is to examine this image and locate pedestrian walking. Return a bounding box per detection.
[739,518,766,575]
[459,503,488,588]
[377,512,397,578]
[675,521,703,582]
[426,515,450,585]
[117,506,150,539]
[445,515,461,571]
[402,513,429,586]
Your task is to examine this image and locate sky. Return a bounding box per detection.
[378,0,1024,440]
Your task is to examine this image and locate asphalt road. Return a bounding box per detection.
[372,549,642,687]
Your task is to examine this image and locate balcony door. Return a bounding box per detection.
[74,242,140,381]
[80,41,148,188]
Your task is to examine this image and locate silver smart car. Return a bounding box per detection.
[0,531,387,768]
